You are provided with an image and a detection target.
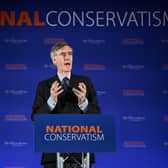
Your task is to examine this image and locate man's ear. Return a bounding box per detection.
[51,56,57,65]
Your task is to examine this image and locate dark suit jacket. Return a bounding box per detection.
[31,74,101,165]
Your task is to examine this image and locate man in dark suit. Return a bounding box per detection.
[31,42,101,168]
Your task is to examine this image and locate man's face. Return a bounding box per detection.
[52,45,73,73]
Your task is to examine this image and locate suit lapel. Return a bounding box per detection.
[48,75,62,87]
[70,74,78,89]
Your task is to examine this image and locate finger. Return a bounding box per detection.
[56,89,64,95]
[73,91,79,97]
[78,84,84,90]
[78,85,86,94]
[52,80,57,86]
[55,85,62,91]
[54,86,63,93]
[72,88,80,94]
[51,88,63,98]
[79,82,86,89]
[72,88,81,95]
[52,83,61,91]
[51,85,62,95]
[52,80,59,88]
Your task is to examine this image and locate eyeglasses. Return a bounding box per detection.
[55,51,73,57]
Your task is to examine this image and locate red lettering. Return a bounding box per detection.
[0,10,46,26]
[34,11,45,26]
[17,11,32,26]
[0,11,15,26]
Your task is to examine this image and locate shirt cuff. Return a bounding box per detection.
[47,96,57,111]
[78,98,88,112]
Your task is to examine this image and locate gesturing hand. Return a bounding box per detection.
[72,82,87,104]
[50,80,63,101]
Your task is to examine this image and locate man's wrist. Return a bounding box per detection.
[47,96,57,110]
[78,98,88,111]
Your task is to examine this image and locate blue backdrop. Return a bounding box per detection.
[0,0,168,168]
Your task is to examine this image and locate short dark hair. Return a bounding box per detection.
[50,42,72,57]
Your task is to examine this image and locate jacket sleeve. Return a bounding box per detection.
[31,82,51,121]
[85,77,101,114]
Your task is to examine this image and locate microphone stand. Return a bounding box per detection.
[81,152,90,168]
[56,152,90,168]
[57,152,69,168]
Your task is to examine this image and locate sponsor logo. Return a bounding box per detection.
[123,140,146,148]
[97,90,107,96]
[43,37,64,44]
[4,38,28,44]
[162,89,168,95]
[4,141,28,147]
[83,64,106,70]
[122,38,144,45]
[3,166,25,168]
[44,64,56,69]
[161,39,168,44]
[163,141,168,147]
[122,115,146,122]
[5,64,27,70]
[83,39,105,45]
[4,90,28,95]
[162,64,168,71]
[4,114,27,121]
[163,114,168,122]
[123,89,144,96]
[122,64,144,70]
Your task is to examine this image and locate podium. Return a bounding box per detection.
[34,114,115,168]
[57,152,90,168]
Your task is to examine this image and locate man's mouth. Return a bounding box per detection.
[64,63,71,66]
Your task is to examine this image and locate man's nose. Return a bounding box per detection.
[65,54,70,57]
[64,54,71,59]
[64,52,72,58]
[65,51,72,57]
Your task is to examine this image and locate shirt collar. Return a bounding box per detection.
[57,72,71,81]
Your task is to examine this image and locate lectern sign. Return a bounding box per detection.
[34,114,115,152]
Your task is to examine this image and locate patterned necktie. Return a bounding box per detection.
[62,77,70,91]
